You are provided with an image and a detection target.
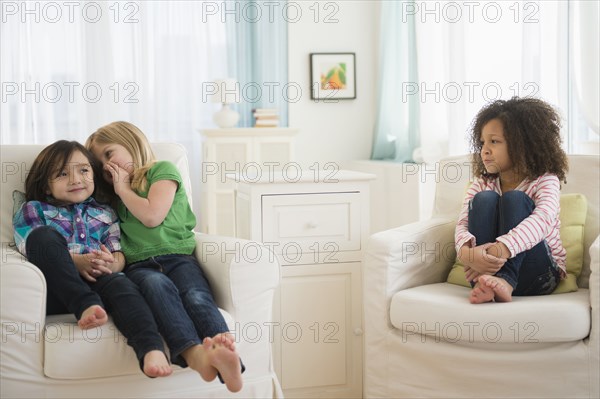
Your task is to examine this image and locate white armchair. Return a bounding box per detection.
[0,143,282,398]
[364,154,599,398]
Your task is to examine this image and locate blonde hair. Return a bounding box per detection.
[86,121,156,192]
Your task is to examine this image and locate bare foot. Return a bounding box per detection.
[205,336,243,393]
[469,282,495,304]
[479,275,513,302]
[78,305,108,329]
[210,333,236,351]
[183,337,243,392]
[470,275,513,304]
[182,343,218,383]
[143,350,172,378]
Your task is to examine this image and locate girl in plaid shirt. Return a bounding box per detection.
[13,140,172,378]
[455,97,569,304]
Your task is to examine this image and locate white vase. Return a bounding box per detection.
[213,104,240,128]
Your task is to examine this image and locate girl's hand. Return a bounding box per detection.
[104,161,131,196]
[73,252,113,282]
[486,241,511,260]
[458,243,506,275]
[89,245,115,266]
[89,245,126,273]
[464,265,482,283]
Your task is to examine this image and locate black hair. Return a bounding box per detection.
[25,140,106,206]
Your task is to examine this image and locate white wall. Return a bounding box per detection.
[344,160,436,233]
[288,1,378,167]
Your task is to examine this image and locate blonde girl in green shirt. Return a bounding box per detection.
[87,122,243,393]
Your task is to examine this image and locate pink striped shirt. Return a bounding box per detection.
[455,173,566,277]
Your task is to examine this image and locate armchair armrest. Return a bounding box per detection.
[364,217,456,299]
[589,234,599,296]
[363,217,455,327]
[363,218,456,380]
[363,218,456,381]
[1,251,47,378]
[194,233,280,380]
[193,233,280,324]
[1,251,47,328]
[589,235,600,398]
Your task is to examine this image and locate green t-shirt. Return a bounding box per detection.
[118,161,197,264]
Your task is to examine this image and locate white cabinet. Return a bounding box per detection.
[231,171,374,398]
[199,128,297,236]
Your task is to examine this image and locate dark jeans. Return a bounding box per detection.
[468,191,560,296]
[125,254,231,367]
[25,226,165,368]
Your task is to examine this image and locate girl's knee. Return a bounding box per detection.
[473,190,499,200]
[26,226,69,262]
[500,190,534,211]
[181,288,215,307]
[27,226,66,246]
[132,271,177,293]
[502,190,529,202]
[96,273,137,291]
[471,191,500,209]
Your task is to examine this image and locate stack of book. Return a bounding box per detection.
[253,108,279,127]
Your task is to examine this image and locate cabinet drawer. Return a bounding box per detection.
[262,192,361,260]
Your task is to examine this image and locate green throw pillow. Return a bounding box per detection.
[447,193,588,294]
[12,190,26,217]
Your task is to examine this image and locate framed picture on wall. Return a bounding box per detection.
[310,52,356,100]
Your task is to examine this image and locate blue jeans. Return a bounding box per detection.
[25,226,165,369]
[468,191,560,296]
[125,254,230,367]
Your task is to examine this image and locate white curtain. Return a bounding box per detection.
[226,0,289,128]
[371,0,420,162]
[411,0,596,160]
[570,0,600,154]
[1,1,229,212]
[1,1,227,144]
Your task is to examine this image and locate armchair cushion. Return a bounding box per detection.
[447,193,588,294]
[43,311,235,379]
[389,283,591,343]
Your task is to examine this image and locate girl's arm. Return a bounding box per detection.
[454,180,482,253]
[13,201,47,256]
[118,179,177,227]
[106,161,177,228]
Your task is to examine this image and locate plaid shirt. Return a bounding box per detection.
[13,197,121,257]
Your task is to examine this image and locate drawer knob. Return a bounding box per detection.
[354,328,363,336]
[306,222,319,229]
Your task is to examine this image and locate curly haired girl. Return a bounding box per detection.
[455,97,569,303]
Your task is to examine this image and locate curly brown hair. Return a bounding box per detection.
[469,97,568,183]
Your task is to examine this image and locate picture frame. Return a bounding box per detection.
[310,52,356,100]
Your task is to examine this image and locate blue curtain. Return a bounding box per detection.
[371,1,420,161]
[226,1,289,127]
